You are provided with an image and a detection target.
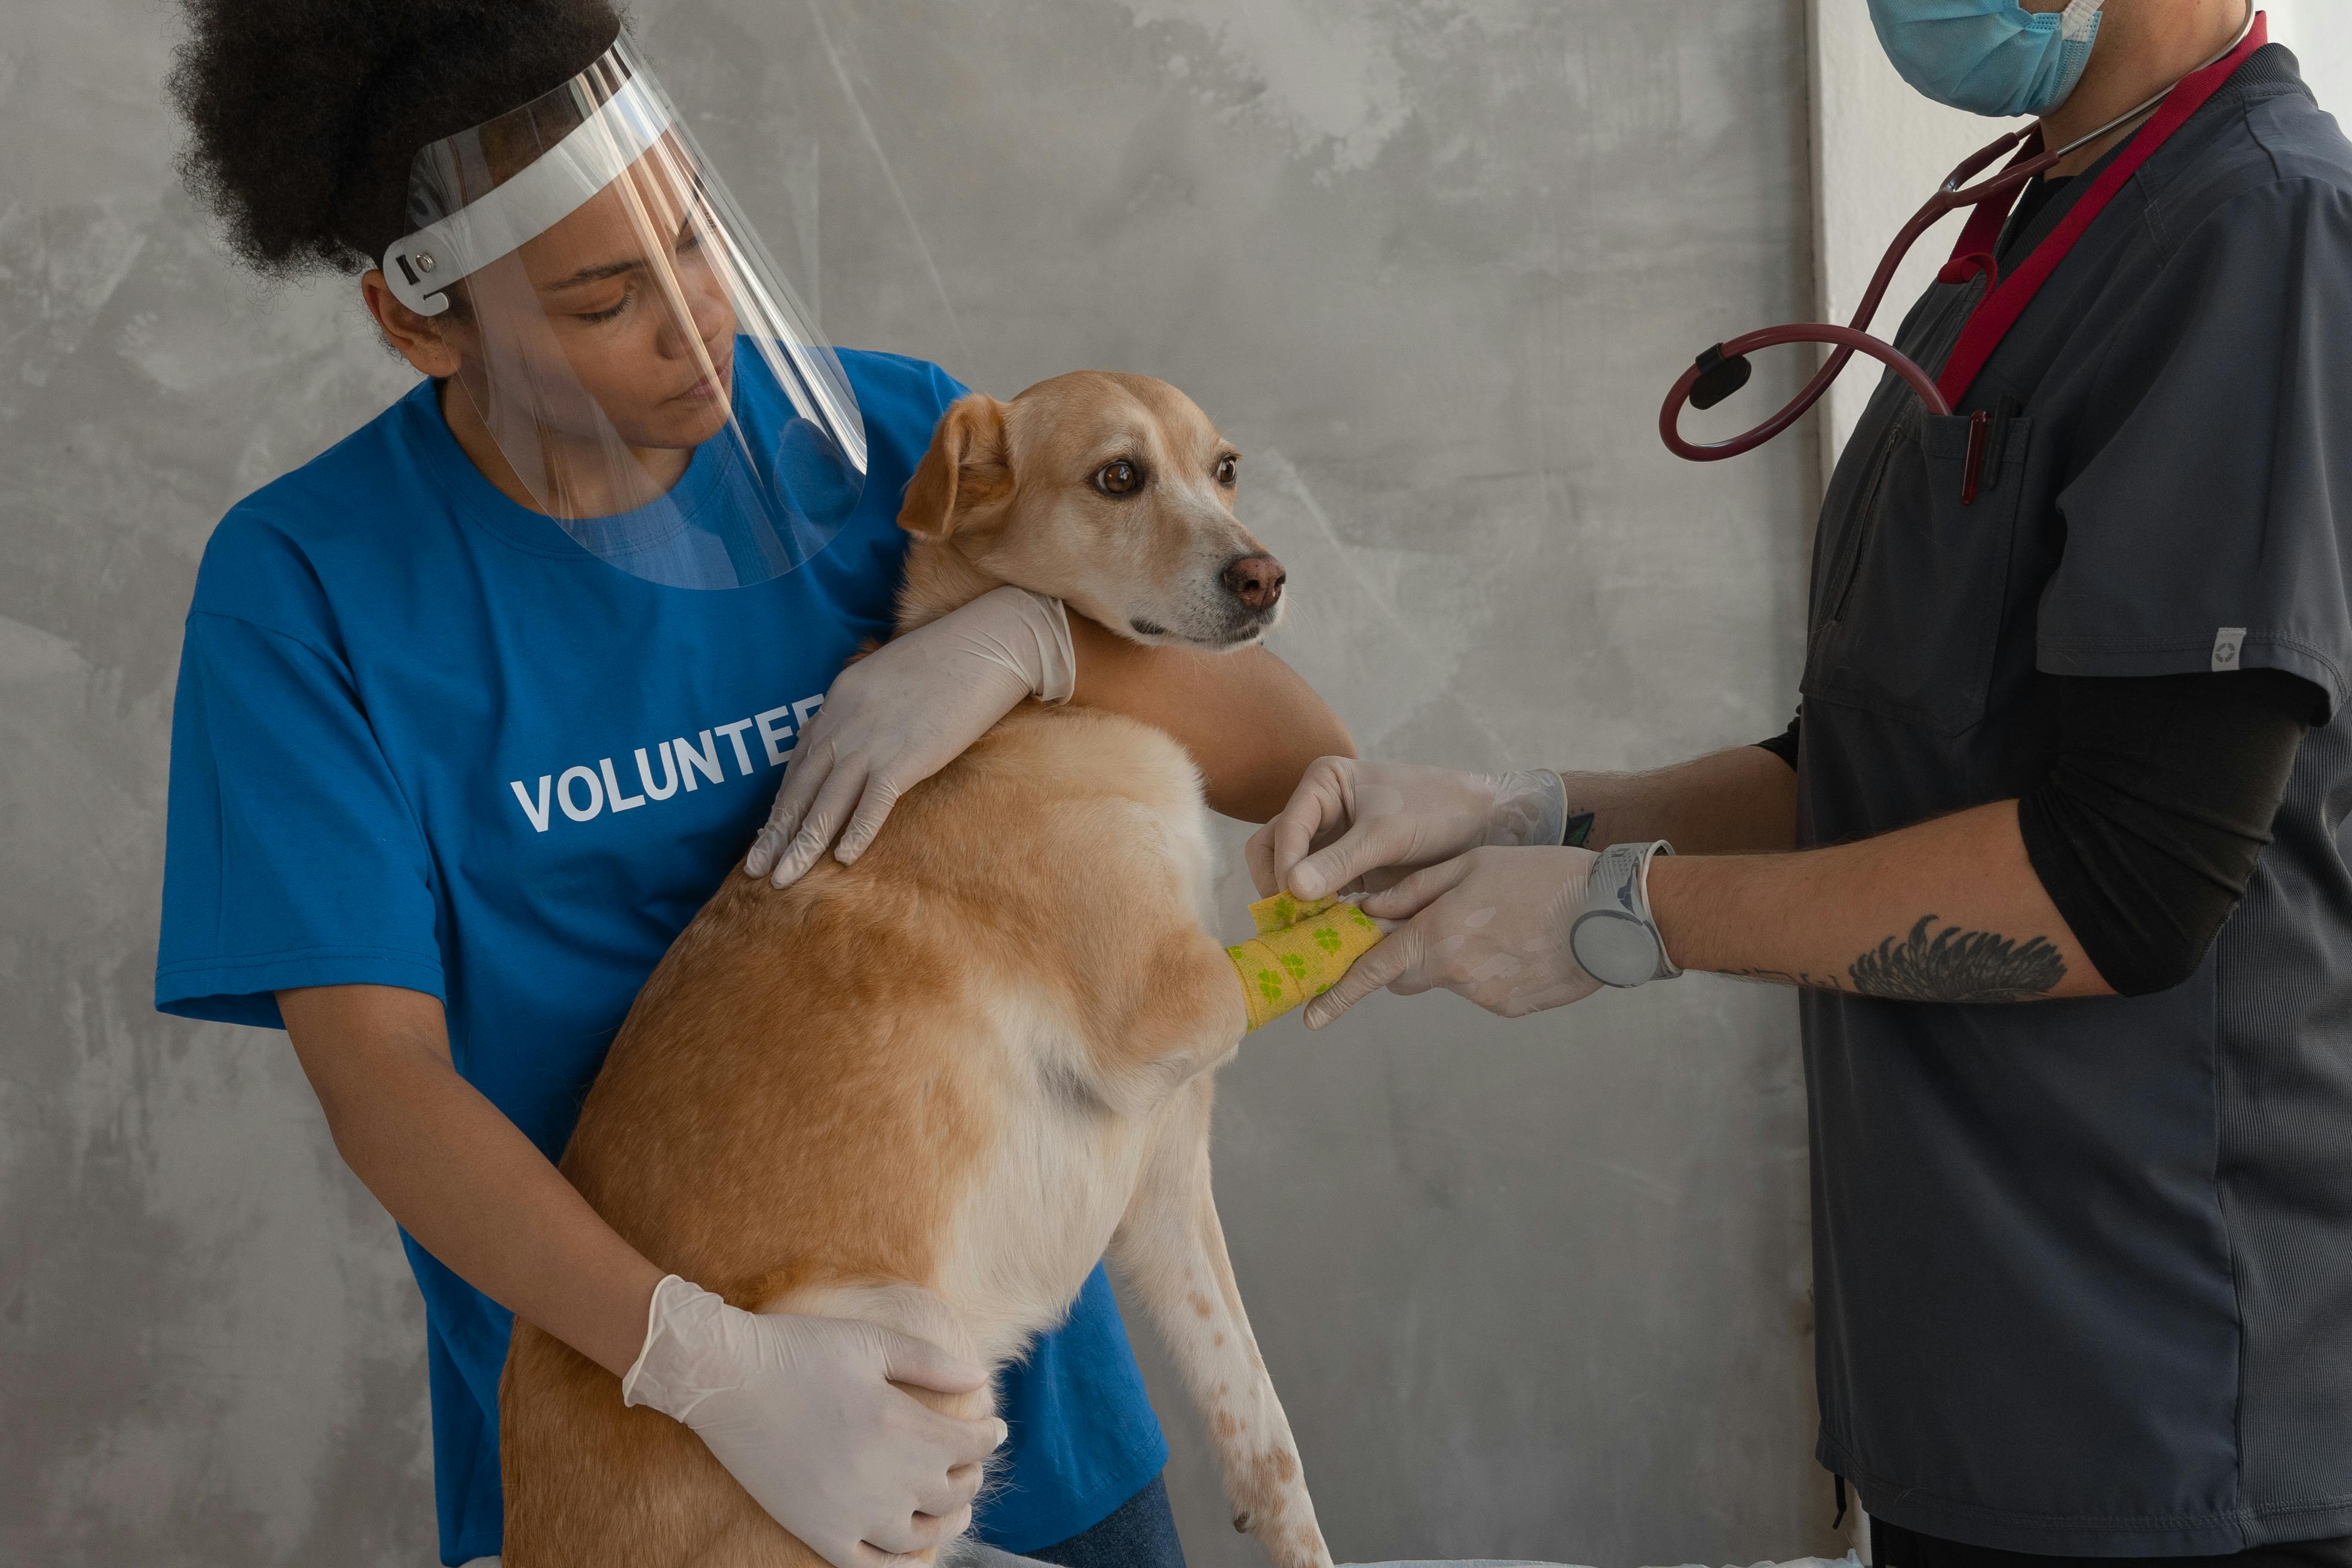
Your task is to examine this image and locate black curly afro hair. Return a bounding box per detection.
[170,0,624,278]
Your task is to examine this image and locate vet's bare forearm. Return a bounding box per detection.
[1557,745,1797,855]
[1068,614,1354,822]
[1644,800,2111,1001]
[277,985,664,1376]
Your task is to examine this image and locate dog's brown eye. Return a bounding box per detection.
[1097,460,1141,496]
[1214,454,1239,487]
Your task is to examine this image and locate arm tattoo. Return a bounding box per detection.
[1847,914,2066,1003]
[1725,966,1850,993]
[1563,810,1595,849]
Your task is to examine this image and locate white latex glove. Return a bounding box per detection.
[1301,846,1605,1028]
[1247,758,1569,904]
[747,587,1076,887]
[621,1276,1005,1567]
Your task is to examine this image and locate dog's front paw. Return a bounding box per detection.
[1227,1444,1331,1568]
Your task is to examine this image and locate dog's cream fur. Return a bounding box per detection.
[499,372,1330,1568]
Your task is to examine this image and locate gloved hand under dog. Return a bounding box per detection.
[622,1275,1007,1567]
[748,586,1077,887]
[1247,758,1570,903]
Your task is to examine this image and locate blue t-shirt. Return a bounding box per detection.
[154,347,1168,1564]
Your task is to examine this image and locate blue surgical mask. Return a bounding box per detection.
[1866,0,2106,119]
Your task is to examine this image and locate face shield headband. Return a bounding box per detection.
[381,38,866,590]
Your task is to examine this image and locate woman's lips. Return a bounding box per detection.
[669,357,733,405]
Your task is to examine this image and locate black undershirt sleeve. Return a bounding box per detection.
[1746,674,2311,996]
[1754,712,1801,770]
[2019,670,2319,997]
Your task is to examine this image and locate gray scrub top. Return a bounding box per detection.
[1799,46,2352,1555]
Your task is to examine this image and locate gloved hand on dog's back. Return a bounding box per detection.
[748,586,1077,888]
[623,1275,1007,1567]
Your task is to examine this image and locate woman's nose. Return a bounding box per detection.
[659,259,736,359]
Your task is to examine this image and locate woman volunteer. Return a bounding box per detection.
[154,3,1348,1565]
[1261,3,2352,1566]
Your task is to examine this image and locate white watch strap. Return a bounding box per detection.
[1572,839,1682,987]
[1633,840,1682,979]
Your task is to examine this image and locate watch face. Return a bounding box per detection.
[1572,910,1658,988]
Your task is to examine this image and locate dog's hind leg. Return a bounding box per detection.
[502,1318,813,1568]
[1108,1076,1332,1568]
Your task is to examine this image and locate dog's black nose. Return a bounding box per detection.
[1221,554,1285,612]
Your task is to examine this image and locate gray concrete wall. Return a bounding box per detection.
[0,1,1831,1563]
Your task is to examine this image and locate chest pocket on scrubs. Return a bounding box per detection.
[1802,409,2034,736]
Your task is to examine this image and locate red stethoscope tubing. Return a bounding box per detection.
[1662,132,2043,449]
[1661,11,2267,462]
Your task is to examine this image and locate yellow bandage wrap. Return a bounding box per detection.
[1226,892,1385,1031]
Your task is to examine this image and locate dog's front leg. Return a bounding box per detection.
[1108,1076,1331,1568]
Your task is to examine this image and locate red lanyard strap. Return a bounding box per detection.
[1934,11,2270,410]
[1937,136,2049,295]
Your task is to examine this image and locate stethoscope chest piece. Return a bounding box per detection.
[1688,345,1753,412]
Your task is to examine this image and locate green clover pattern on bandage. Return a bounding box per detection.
[1226,890,1385,1031]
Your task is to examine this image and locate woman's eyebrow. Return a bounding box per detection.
[539,207,701,293]
[541,257,642,292]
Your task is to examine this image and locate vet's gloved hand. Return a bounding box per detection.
[1248,758,1569,903]
[748,586,1076,887]
[1302,846,1603,1028]
[622,1276,1004,1568]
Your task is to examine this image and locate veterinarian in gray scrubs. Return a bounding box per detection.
[1255,5,2352,1568]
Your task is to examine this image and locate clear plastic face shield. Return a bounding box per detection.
[382,38,865,589]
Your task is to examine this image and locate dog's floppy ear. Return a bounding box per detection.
[900,393,1012,541]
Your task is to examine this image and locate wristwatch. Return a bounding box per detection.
[1569,840,1683,988]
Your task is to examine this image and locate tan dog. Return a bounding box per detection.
[500,372,1331,1568]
